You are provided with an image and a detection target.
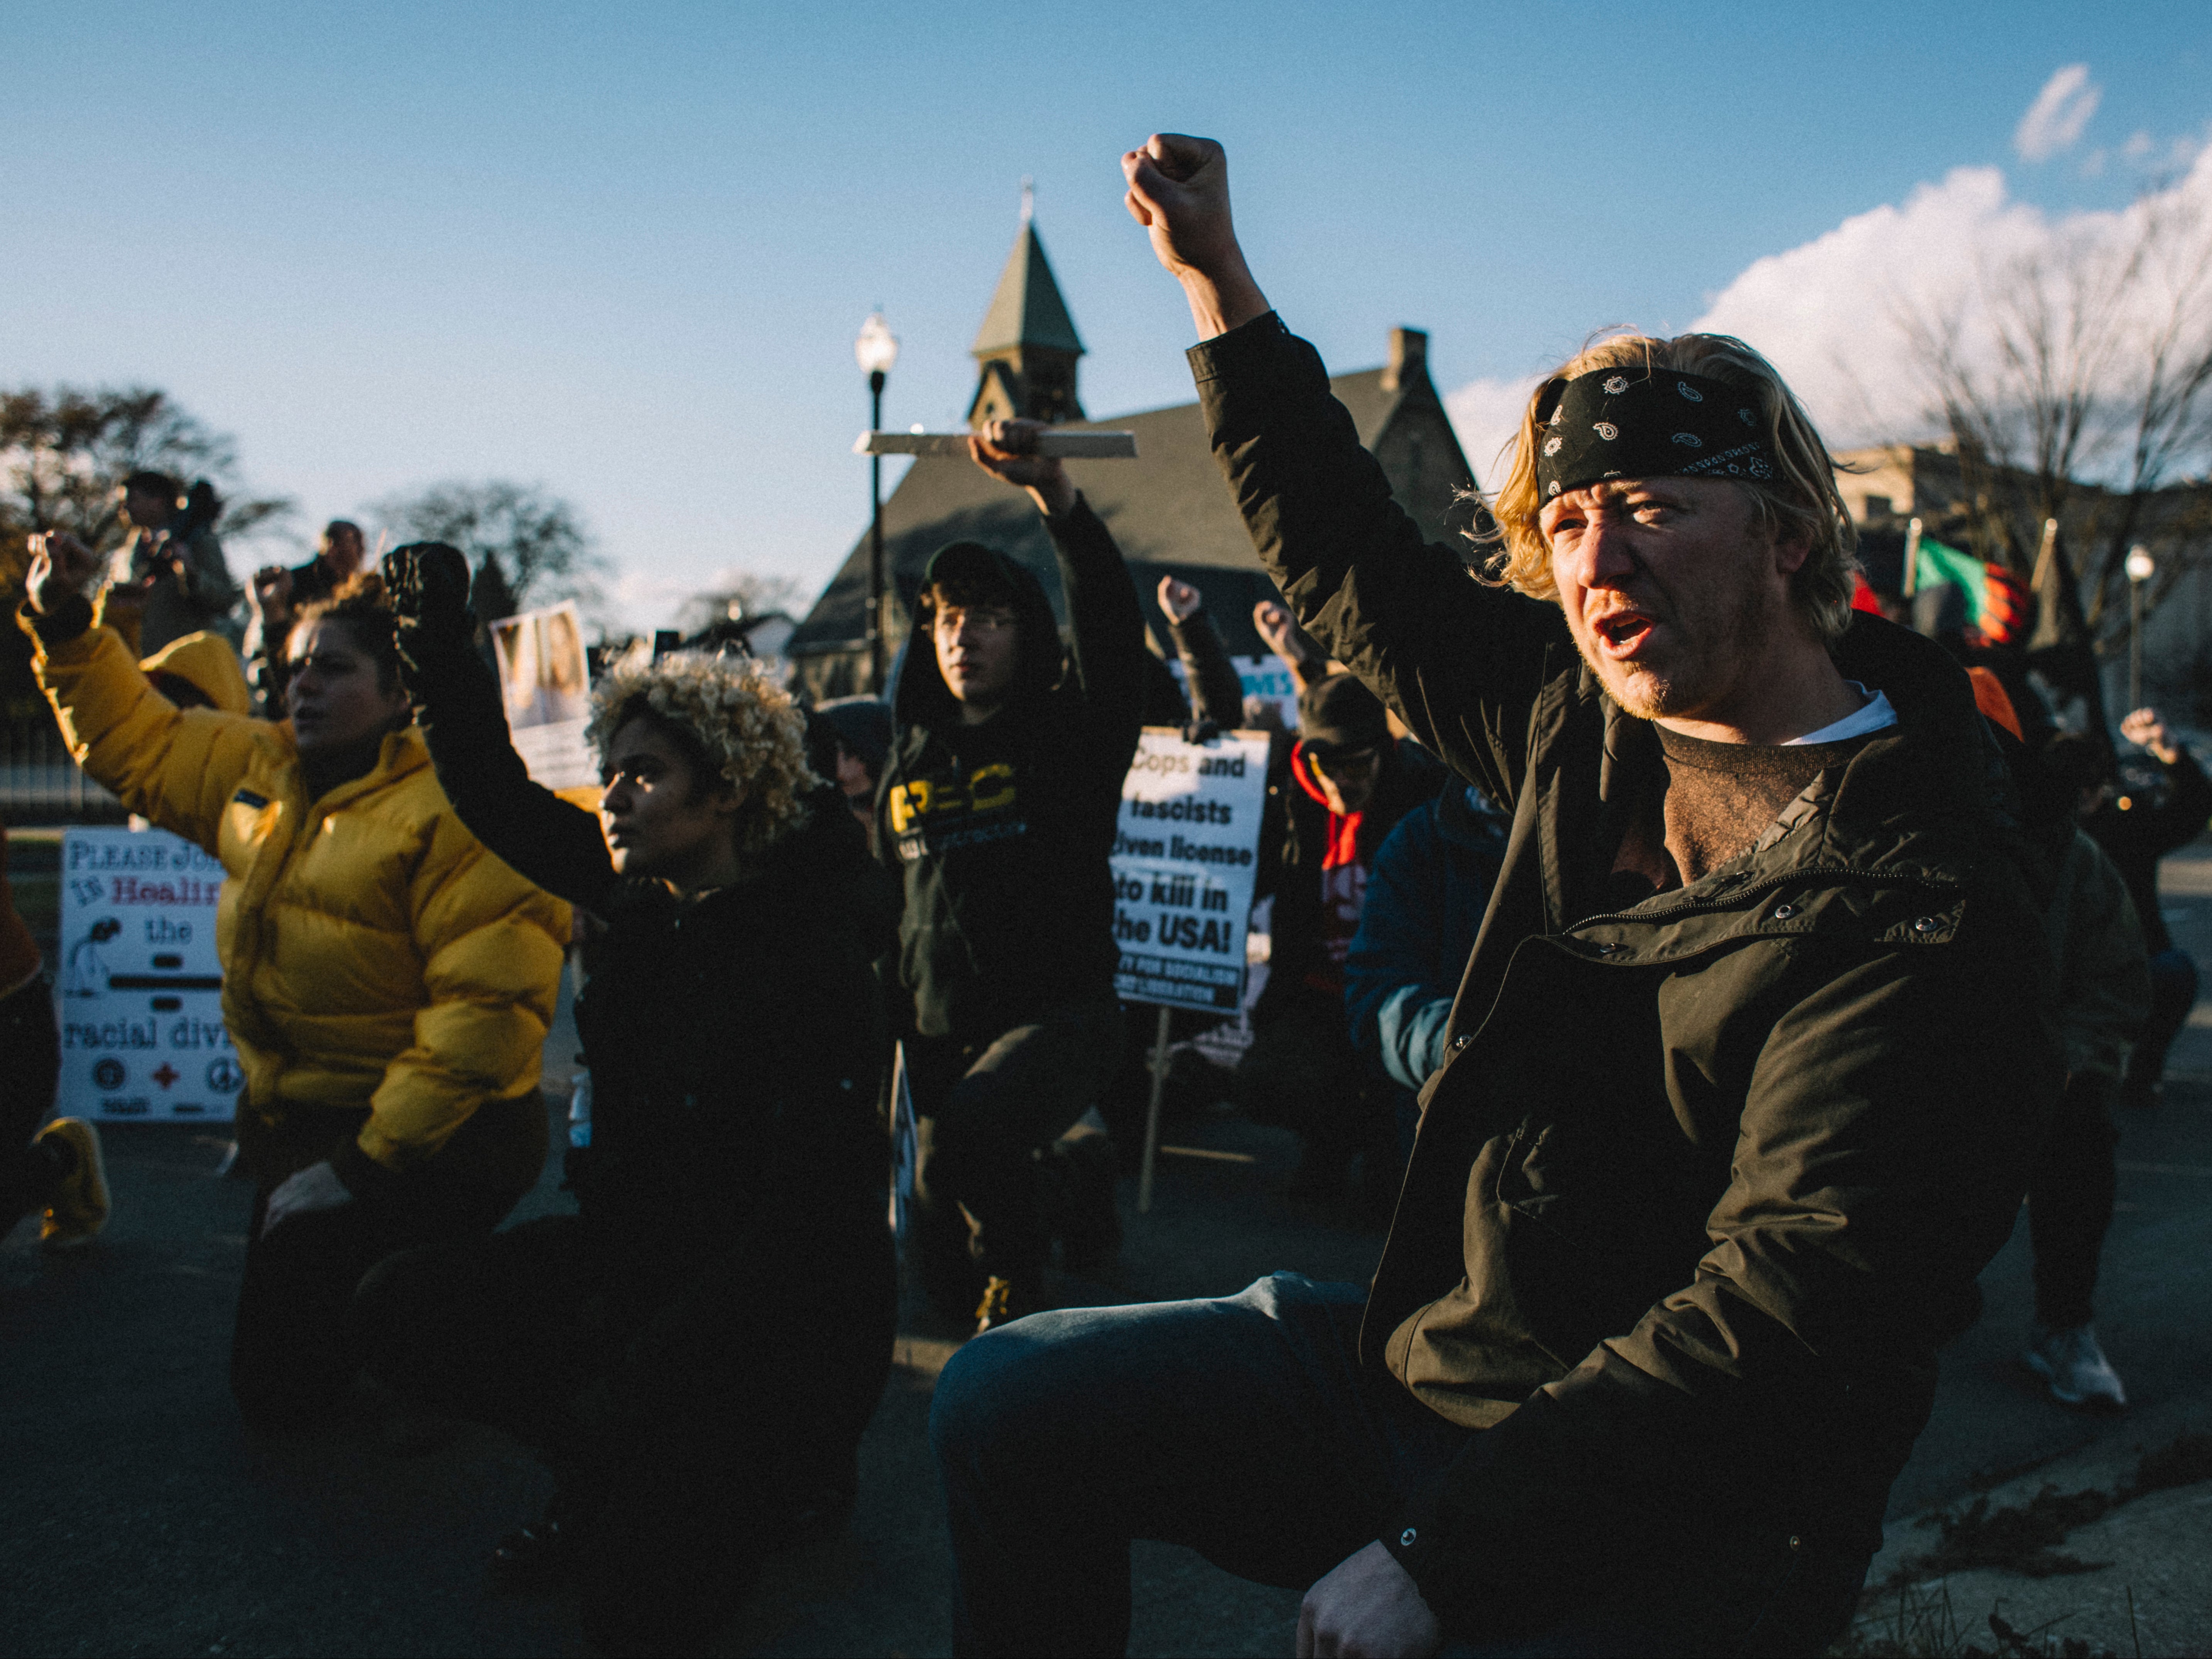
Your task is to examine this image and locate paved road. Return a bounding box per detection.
[7,851,2211,1657]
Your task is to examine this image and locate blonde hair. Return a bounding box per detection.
[1480,333,1859,642]
[586,651,818,855]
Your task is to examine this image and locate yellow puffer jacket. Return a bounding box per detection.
[28,620,570,1192]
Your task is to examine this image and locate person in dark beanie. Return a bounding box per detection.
[1235,671,1438,1208]
[1345,778,1512,1164]
[811,693,896,848]
[881,417,1146,1335]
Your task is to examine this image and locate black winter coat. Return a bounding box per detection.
[399,637,889,1260]
[879,497,1146,1043]
[1195,313,2061,1646]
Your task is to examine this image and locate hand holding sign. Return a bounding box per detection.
[970,418,1078,517]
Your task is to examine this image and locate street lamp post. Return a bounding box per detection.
[2126,544,2156,711]
[855,312,900,693]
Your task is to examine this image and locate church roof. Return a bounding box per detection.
[971,223,1085,359]
[789,357,1467,664]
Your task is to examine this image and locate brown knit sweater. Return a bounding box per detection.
[1610,726,1872,898]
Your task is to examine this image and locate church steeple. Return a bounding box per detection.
[967,197,1085,429]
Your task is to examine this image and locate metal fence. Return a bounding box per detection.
[0,724,124,824]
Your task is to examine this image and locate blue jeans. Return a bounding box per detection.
[931,1274,1678,1657]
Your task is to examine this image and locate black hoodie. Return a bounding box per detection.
[880,495,1147,1043]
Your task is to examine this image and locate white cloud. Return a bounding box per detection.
[1690,144,2212,460]
[1444,373,1542,493]
[2015,64,2100,163]
[1447,137,2212,481]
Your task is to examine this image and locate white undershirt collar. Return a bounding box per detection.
[1783,681,1898,746]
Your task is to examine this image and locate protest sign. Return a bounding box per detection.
[1161,654,1300,729]
[1112,726,1271,1013]
[491,600,597,790]
[55,826,239,1122]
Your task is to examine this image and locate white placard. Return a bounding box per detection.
[55,826,240,1122]
[855,429,1137,458]
[490,600,597,791]
[1163,654,1301,729]
[1112,727,1272,1012]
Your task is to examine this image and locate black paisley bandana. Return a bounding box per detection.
[1533,367,1778,500]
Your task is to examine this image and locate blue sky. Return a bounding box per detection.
[7,2,2209,630]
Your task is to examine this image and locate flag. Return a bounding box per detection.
[2025,518,2105,715]
[1910,536,2030,646]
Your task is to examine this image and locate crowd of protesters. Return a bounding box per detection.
[5,132,2209,1658]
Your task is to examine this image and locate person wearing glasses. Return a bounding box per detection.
[879,418,1147,1334]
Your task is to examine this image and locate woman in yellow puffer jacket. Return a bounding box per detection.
[22,532,569,1431]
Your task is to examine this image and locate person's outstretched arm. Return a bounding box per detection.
[384,542,617,917]
[2117,707,2212,858]
[1122,133,1567,811]
[969,420,1148,750]
[1157,576,1245,728]
[17,533,266,851]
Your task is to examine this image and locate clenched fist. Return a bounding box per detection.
[25,531,106,616]
[1121,133,1271,339]
[381,541,473,625]
[1158,574,1204,625]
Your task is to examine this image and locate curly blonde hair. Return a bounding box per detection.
[586,651,818,855]
[1480,332,1859,642]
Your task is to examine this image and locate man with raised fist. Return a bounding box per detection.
[930,134,2060,1657]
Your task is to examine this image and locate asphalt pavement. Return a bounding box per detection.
[6,851,2211,1658]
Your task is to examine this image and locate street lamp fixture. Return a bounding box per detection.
[2126,545,2155,711]
[855,313,900,692]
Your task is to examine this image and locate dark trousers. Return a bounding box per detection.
[1234,1001,1400,1199]
[931,1272,1866,1659]
[2028,1071,2121,1329]
[2124,947,2198,1097]
[356,1208,896,1623]
[0,974,63,1236]
[907,997,1123,1300]
[231,1179,515,1430]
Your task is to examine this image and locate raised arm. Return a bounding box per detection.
[1123,134,1568,806]
[19,533,265,850]
[384,542,617,916]
[1157,576,1245,729]
[968,420,1147,747]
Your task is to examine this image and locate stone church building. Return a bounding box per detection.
[786,219,1479,699]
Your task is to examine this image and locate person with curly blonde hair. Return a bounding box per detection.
[923,136,2064,1659]
[355,543,895,1654]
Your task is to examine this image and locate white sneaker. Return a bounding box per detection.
[2023,1324,2128,1411]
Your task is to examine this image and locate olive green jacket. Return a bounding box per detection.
[1193,314,2061,1640]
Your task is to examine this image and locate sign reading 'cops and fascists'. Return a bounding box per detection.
[55,827,238,1122]
[1112,727,1271,1012]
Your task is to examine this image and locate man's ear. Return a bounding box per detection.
[709,781,745,823]
[1769,517,1815,578]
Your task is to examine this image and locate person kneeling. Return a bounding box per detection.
[22,539,568,1431]
[358,544,895,1654]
